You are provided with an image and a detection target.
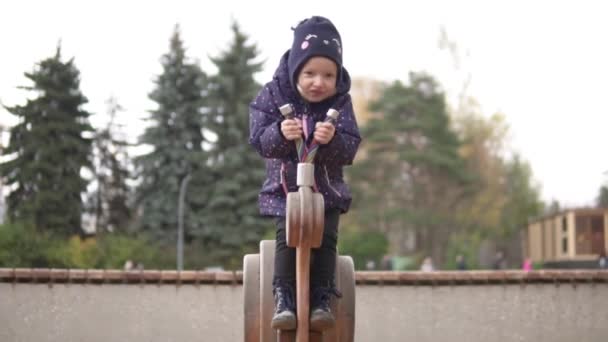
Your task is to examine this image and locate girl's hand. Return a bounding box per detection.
[281,118,303,141]
[314,122,335,145]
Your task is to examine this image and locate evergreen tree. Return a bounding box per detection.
[135,26,210,241]
[545,199,561,215]
[89,97,132,233]
[348,72,472,263]
[597,185,608,208]
[202,22,265,267]
[0,46,93,236]
[0,123,6,223]
[496,154,543,265]
[498,155,543,236]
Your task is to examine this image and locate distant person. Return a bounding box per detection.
[365,260,376,270]
[456,254,468,270]
[522,257,533,272]
[249,16,361,331]
[123,259,134,271]
[599,251,607,269]
[420,256,435,272]
[492,251,506,270]
[381,255,394,271]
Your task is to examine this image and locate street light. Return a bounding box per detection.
[177,173,192,271]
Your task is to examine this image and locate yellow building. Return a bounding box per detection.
[526,208,607,267]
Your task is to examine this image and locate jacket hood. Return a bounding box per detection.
[272,50,351,104]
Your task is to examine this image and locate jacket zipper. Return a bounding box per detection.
[324,165,342,197]
[280,162,288,195]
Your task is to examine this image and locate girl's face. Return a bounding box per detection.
[296,56,338,103]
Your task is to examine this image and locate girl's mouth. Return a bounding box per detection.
[309,90,323,97]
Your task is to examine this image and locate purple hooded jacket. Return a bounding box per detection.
[248,51,361,217]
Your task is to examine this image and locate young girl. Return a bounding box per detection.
[249,16,361,331]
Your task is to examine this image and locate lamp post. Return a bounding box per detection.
[177,173,192,271]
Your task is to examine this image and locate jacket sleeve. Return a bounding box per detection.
[249,85,295,159]
[315,95,361,166]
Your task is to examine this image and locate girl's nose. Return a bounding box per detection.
[313,76,323,87]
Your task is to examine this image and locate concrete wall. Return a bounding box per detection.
[1,283,242,342]
[2,282,607,342]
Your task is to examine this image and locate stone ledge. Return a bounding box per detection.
[0,268,242,285]
[1,268,607,285]
[355,270,608,285]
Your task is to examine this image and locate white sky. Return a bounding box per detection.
[1,0,607,207]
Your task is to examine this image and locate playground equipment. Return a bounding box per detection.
[243,240,355,341]
[243,105,355,341]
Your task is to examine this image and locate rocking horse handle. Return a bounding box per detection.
[280,104,295,120]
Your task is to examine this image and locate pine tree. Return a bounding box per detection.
[596,185,608,208]
[497,154,543,265]
[0,46,93,236]
[0,124,7,223]
[89,97,132,233]
[202,22,266,267]
[135,26,210,241]
[348,72,471,262]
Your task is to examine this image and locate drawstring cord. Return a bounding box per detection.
[279,104,339,195]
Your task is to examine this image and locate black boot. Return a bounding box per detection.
[310,284,342,331]
[271,281,296,330]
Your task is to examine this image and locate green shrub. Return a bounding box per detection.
[0,223,57,267]
[338,230,388,270]
[0,223,166,269]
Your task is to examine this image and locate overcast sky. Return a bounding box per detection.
[1,0,607,207]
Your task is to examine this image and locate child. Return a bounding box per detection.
[249,16,361,331]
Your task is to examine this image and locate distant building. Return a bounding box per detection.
[526,208,607,268]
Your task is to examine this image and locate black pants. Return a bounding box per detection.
[273,208,340,287]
